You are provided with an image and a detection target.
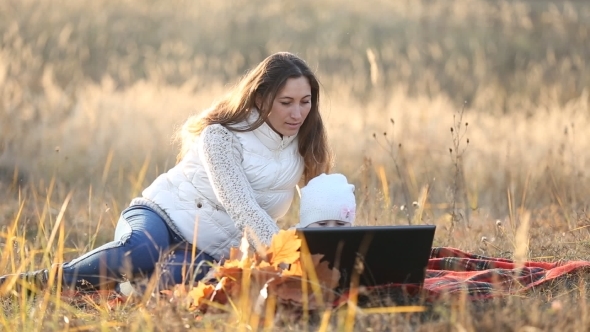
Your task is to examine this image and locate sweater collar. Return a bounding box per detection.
[246,109,298,150]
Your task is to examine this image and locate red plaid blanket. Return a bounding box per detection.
[60,247,590,308]
[335,247,590,305]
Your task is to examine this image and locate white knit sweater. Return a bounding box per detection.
[141,111,304,260]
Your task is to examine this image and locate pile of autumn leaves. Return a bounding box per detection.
[164,229,341,318]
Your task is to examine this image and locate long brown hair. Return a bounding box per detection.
[177,52,332,183]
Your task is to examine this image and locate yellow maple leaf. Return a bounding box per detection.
[187,282,215,311]
[222,259,242,268]
[273,253,341,309]
[267,229,301,267]
[312,259,341,290]
[229,247,241,261]
[251,261,281,286]
[281,259,303,277]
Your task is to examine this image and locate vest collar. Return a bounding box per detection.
[245,109,298,151]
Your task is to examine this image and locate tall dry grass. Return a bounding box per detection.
[1,0,590,330]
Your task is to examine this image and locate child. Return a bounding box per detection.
[295,173,356,228]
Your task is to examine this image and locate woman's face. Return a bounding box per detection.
[306,220,351,228]
[265,76,312,137]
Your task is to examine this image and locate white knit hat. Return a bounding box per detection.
[297,173,356,228]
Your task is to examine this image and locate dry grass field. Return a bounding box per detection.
[1,0,590,330]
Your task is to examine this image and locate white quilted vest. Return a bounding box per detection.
[141,112,304,260]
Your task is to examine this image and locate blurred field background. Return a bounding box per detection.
[2,0,590,330]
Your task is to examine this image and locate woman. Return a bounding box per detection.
[0,52,332,294]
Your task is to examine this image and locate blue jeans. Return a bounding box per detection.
[60,205,215,291]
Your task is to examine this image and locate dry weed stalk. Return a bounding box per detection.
[373,119,414,224]
[448,101,470,230]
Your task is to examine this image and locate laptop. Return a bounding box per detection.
[296,225,436,289]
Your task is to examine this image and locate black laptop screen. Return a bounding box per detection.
[295,225,436,288]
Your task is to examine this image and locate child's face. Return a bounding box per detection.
[305,220,351,228]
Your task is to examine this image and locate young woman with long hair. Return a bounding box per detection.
[0,52,332,294]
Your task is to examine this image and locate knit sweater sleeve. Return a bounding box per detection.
[198,124,280,251]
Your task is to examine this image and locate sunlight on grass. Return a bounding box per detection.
[1,0,590,330]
